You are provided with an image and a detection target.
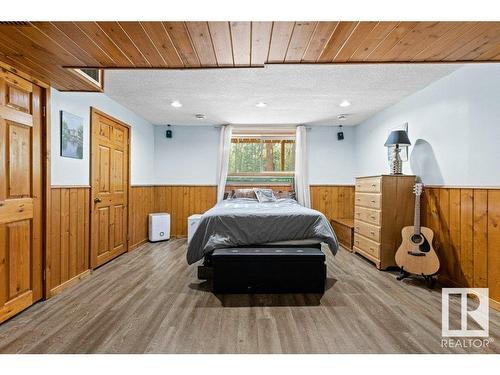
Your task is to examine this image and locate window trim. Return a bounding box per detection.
[72,68,103,89]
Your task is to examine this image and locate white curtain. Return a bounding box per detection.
[294,125,310,207]
[217,124,233,202]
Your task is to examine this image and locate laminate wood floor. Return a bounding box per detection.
[0,239,499,354]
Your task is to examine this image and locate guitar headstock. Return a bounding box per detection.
[413,183,424,196]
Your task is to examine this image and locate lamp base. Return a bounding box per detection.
[389,147,403,175]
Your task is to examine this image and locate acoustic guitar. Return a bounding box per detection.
[395,183,440,287]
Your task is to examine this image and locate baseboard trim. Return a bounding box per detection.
[0,291,33,324]
[130,239,148,251]
[130,236,187,251]
[49,270,92,298]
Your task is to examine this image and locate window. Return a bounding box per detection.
[227,132,295,184]
[73,68,103,88]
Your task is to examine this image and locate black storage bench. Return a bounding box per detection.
[212,247,326,294]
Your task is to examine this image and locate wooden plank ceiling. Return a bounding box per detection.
[1,21,500,91]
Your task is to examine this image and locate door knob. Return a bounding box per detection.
[94,197,102,203]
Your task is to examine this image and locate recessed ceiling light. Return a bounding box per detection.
[195,114,206,120]
[256,102,267,108]
[170,100,182,108]
[337,114,348,121]
[339,100,351,107]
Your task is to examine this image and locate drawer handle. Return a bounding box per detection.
[371,200,376,203]
[355,240,359,245]
[371,184,376,187]
[356,198,360,201]
[369,247,374,251]
[370,215,376,219]
[370,231,375,235]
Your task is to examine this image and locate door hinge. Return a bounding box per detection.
[42,105,46,117]
[43,269,46,281]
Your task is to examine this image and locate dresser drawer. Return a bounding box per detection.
[355,177,381,193]
[353,233,380,259]
[354,220,381,242]
[355,193,381,209]
[354,206,381,226]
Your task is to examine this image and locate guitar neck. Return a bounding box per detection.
[414,195,421,235]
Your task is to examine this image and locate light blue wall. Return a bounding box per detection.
[152,125,357,185]
[308,126,356,184]
[354,64,500,186]
[51,88,156,185]
[51,64,500,187]
[154,125,220,184]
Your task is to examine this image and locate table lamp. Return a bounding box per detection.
[384,130,411,174]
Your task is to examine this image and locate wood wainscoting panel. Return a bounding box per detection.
[310,185,355,221]
[488,190,500,306]
[130,186,155,249]
[48,187,90,297]
[422,187,500,305]
[154,186,217,238]
[473,190,488,288]
[130,185,217,248]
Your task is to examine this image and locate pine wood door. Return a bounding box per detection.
[0,70,43,324]
[90,109,129,268]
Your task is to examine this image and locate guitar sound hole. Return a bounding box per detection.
[411,234,422,244]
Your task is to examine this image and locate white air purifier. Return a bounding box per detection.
[149,213,170,242]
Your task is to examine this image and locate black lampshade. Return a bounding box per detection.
[384,130,411,147]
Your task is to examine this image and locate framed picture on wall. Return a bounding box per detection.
[60,110,84,159]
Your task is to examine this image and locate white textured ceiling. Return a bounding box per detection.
[104,64,462,126]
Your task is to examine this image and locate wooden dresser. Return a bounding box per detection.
[353,175,415,270]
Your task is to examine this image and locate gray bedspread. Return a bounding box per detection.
[186,198,338,264]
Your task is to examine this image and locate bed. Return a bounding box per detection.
[186,197,338,265]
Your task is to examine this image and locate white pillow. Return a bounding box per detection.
[233,188,257,199]
[253,188,277,203]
